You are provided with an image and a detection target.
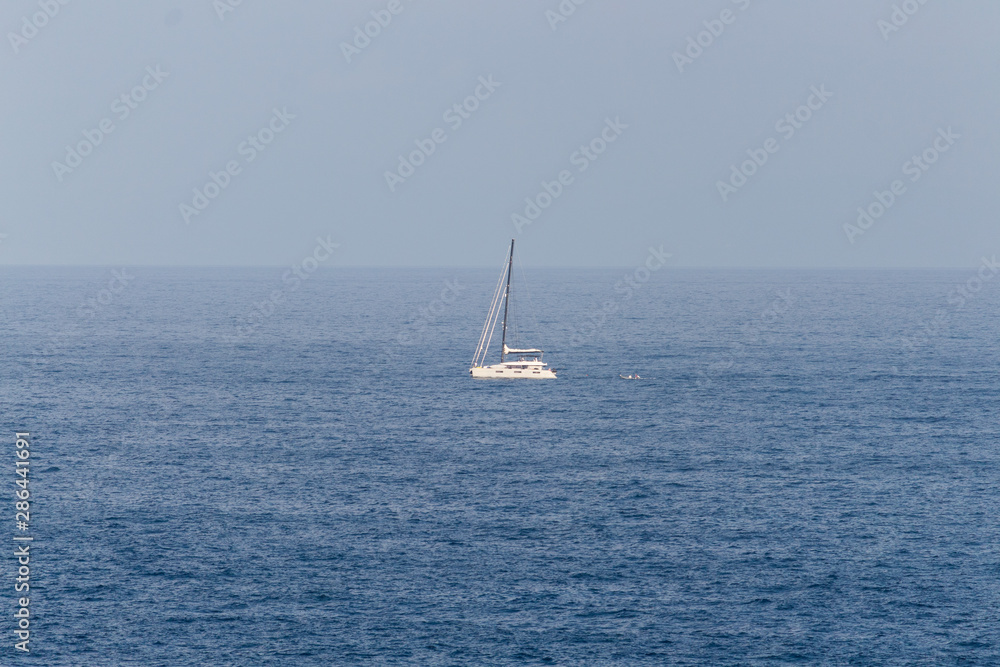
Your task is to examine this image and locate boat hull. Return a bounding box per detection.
[471,364,556,379]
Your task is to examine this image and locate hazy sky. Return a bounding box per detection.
[2,0,998,268]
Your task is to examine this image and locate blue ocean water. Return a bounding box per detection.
[3,267,999,665]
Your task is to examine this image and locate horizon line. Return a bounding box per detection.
[0,264,989,271]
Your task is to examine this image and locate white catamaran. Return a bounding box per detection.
[470,239,557,379]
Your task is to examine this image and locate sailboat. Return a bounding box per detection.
[470,239,557,379]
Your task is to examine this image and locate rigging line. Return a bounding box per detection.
[473,282,500,366]
[472,255,507,366]
[482,284,504,364]
[473,245,512,366]
[474,274,504,366]
[483,261,509,364]
[479,245,507,346]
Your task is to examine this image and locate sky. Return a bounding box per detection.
[2,0,998,268]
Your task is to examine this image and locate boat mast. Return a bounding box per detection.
[500,238,514,362]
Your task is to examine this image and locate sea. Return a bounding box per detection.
[2,266,999,665]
